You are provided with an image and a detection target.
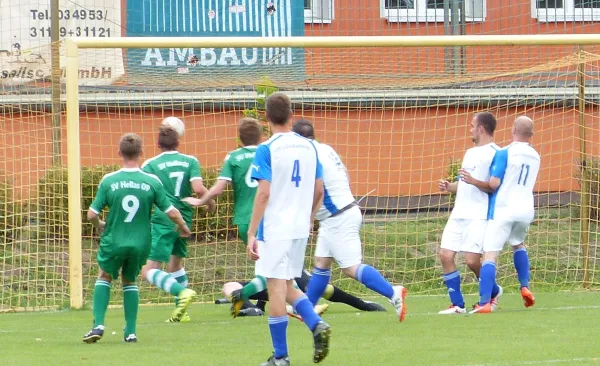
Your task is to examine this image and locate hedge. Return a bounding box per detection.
[35,164,236,240]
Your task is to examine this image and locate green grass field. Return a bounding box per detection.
[2,291,599,366]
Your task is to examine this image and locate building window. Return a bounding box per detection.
[304,0,334,24]
[382,0,486,22]
[533,0,600,22]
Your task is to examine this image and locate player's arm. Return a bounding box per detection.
[189,157,217,212]
[88,179,108,234]
[487,149,508,192]
[153,179,192,237]
[439,180,458,194]
[311,160,325,227]
[247,145,271,260]
[459,149,508,193]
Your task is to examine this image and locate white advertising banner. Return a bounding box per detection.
[0,0,124,86]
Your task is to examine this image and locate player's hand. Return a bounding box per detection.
[98,221,106,235]
[247,235,259,261]
[206,199,217,214]
[181,197,203,206]
[458,169,475,185]
[438,180,450,192]
[178,224,192,238]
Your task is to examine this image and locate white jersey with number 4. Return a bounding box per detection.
[450,143,500,220]
[313,141,355,221]
[251,132,322,241]
[488,142,540,222]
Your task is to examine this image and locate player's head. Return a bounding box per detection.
[292,119,315,139]
[119,133,143,162]
[512,116,534,142]
[238,117,262,147]
[265,92,292,127]
[158,125,180,151]
[470,112,496,144]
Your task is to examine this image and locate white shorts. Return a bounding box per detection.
[440,219,487,254]
[315,205,363,269]
[483,219,530,252]
[255,238,308,280]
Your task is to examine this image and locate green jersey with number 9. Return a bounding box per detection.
[218,146,258,225]
[89,168,175,250]
[141,151,203,225]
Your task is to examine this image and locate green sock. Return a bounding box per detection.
[240,276,267,300]
[123,285,139,336]
[171,269,188,307]
[93,279,111,328]
[147,269,185,296]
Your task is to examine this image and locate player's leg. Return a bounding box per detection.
[222,282,265,316]
[167,239,192,322]
[471,220,511,314]
[142,224,195,321]
[439,219,466,314]
[256,240,292,365]
[463,220,502,309]
[230,225,267,316]
[326,284,387,311]
[286,238,331,364]
[120,247,146,342]
[83,249,119,343]
[305,215,336,306]
[509,222,535,307]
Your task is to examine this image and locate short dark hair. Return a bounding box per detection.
[120,133,142,160]
[158,125,180,151]
[475,112,497,135]
[292,119,315,139]
[238,117,262,146]
[266,92,292,126]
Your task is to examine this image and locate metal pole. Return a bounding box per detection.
[444,0,451,73]
[450,0,460,75]
[50,0,61,165]
[577,48,591,289]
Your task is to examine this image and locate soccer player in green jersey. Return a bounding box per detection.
[182,118,268,312]
[140,124,215,323]
[83,133,192,344]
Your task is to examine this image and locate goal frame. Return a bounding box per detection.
[64,34,600,309]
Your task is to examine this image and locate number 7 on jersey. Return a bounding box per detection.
[291,159,301,187]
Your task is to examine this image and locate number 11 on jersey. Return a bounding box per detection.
[291,159,301,187]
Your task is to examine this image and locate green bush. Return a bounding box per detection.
[37,165,237,240]
[0,172,26,241]
[446,159,461,207]
[38,164,121,239]
[575,157,600,221]
[190,168,236,241]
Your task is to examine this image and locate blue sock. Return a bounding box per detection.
[513,248,530,289]
[479,261,497,306]
[268,316,288,359]
[491,282,500,299]
[306,267,331,306]
[293,295,322,332]
[356,264,394,299]
[442,271,465,308]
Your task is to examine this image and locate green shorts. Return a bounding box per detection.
[237,224,249,244]
[97,245,150,283]
[148,222,188,263]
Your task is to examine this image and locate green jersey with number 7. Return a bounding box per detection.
[141,151,203,225]
[89,168,175,250]
[218,146,258,225]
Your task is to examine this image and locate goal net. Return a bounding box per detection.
[2,36,600,311]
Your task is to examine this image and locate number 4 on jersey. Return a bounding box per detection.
[291,159,301,187]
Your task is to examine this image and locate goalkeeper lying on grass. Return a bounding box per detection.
[219,269,387,319]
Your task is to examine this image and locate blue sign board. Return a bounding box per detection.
[126,0,305,84]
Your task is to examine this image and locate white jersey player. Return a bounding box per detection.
[472,116,539,314]
[292,119,407,322]
[438,112,503,315]
[245,93,331,366]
